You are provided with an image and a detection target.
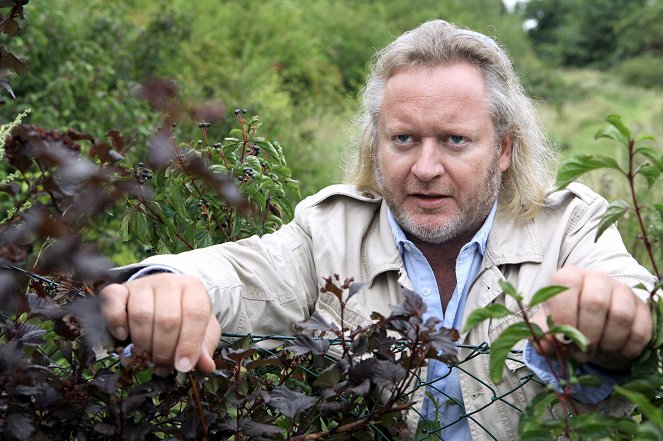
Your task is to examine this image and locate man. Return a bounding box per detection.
[101,20,654,439]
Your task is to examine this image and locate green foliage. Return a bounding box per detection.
[468,115,663,439]
[614,55,663,90]
[123,111,299,255]
[523,0,647,68]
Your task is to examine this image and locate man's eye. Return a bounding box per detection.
[393,134,413,144]
[447,135,467,145]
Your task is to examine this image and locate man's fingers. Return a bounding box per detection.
[548,267,581,330]
[151,284,183,368]
[576,272,612,358]
[598,283,635,353]
[126,281,156,354]
[196,317,222,374]
[173,277,212,373]
[100,283,130,341]
[621,299,653,358]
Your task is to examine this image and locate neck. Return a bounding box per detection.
[408,228,477,265]
[407,228,480,312]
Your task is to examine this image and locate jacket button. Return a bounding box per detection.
[362,191,375,199]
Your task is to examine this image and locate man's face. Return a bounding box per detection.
[375,62,512,244]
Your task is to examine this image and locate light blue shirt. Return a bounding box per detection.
[387,204,620,439]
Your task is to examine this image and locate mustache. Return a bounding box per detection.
[405,181,455,195]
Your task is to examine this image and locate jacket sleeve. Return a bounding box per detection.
[559,183,655,293]
[113,198,320,337]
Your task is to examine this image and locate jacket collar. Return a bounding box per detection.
[364,199,405,288]
[360,193,545,287]
[485,209,543,266]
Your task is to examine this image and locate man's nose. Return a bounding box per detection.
[411,139,444,181]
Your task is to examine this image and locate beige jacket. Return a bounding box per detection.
[122,182,654,440]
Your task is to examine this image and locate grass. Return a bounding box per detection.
[539,69,663,159]
[538,68,663,272]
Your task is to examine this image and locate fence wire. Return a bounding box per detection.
[220,332,541,441]
[3,266,539,440]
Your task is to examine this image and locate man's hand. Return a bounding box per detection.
[531,266,653,370]
[100,273,221,374]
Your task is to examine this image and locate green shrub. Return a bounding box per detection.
[614,54,663,90]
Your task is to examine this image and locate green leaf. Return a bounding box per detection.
[556,155,623,189]
[595,200,629,241]
[635,133,656,144]
[489,322,538,384]
[636,146,663,172]
[547,324,589,351]
[614,386,663,426]
[135,212,151,245]
[598,114,632,144]
[120,212,132,242]
[637,164,661,188]
[571,374,602,388]
[195,228,213,248]
[654,296,663,347]
[528,285,567,308]
[462,304,512,333]
[498,280,522,302]
[254,138,284,165]
[519,392,561,440]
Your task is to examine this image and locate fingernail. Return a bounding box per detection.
[176,356,191,372]
[115,327,127,341]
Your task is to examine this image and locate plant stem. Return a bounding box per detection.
[188,373,209,441]
[626,139,661,285]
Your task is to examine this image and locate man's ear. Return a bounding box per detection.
[498,134,512,172]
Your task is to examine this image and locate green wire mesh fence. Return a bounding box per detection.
[2,265,541,440]
[219,332,541,441]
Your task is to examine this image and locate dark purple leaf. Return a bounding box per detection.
[91,372,119,395]
[296,310,339,333]
[242,420,286,438]
[348,379,371,396]
[0,340,28,370]
[371,359,406,389]
[188,101,225,123]
[390,288,427,317]
[0,78,15,98]
[347,281,365,299]
[6,413,35,441]
[27,294,65,319]
[285,334,330,356]
[0,46,28,75]
[93,423,117,436]
[312,363,343,388]
[18,324,46,346]
[267,386,314,419]
[425,326,460,364]
[147,130,176,168]
[134,77,178,112]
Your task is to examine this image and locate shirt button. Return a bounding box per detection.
[422,288,431,296]
[404,243,412,252]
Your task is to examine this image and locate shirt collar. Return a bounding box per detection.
[387,202,497,257]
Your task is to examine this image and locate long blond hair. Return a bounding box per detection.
[344,20,557,219]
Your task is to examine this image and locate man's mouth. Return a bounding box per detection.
[409,193,450,209]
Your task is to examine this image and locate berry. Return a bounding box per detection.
[213,142,222,149]
[138,162,144,168]
[261,162,268,168]
[234,109,241,115]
